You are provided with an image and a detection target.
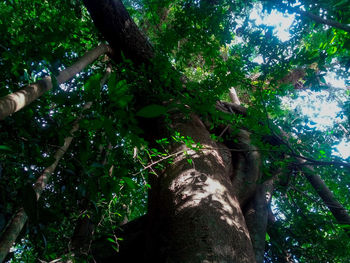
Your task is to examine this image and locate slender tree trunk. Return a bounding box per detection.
[244,178,274,263]
[68,66,112,259]
[0,102,92,262]
[0,44,110,120]
[299,160,350,226]
[266,129,350,227]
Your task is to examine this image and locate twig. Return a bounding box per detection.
[132,150,184,176]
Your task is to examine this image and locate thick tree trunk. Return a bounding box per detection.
[83,0,153,66]
[83,1,257,261]
[145,114,256,262]
[91,115,257,262]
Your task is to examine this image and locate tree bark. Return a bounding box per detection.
[82,1,259,261]
[146,114,256,262]
[244,178,274,263]
[0,44,110,120]
[299,161,350,226]
[83,0,153,66]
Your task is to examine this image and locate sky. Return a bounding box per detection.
[250,7,295,42]
[249,5,350,159]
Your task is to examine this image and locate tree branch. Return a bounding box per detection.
[0,102,93,262]
[293,156,350,169]
[0,44,110,120]
[285,4,350,33]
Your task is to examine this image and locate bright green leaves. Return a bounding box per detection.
[136,104,167,118]
[172,131,202,151]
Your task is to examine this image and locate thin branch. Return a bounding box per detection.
[0,44,111,120]
[132,150,184,176]
[292,154,350,169]
[0,102,94,262]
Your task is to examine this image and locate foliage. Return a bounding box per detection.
[0,0,349,262]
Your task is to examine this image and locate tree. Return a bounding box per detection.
[0,0,349,262]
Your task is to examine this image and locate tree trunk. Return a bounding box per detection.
[244,178,274,263]
[299,161,350,226]
[83,1,258,261]
[92,114,257,262]
[145,114,256,262]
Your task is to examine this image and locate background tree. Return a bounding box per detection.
[0,0,349,262]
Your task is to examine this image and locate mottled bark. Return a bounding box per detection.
[0,208,28,263]
[146,114,256,262]
[229,87,241,105]
[0,44,110,120]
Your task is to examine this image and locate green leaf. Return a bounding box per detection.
[107,237,117,244]
[112,245,119,252]
[136,104,167,118]
[265,233,270,241]
[122,177,137,189]
[0,145,12,152]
